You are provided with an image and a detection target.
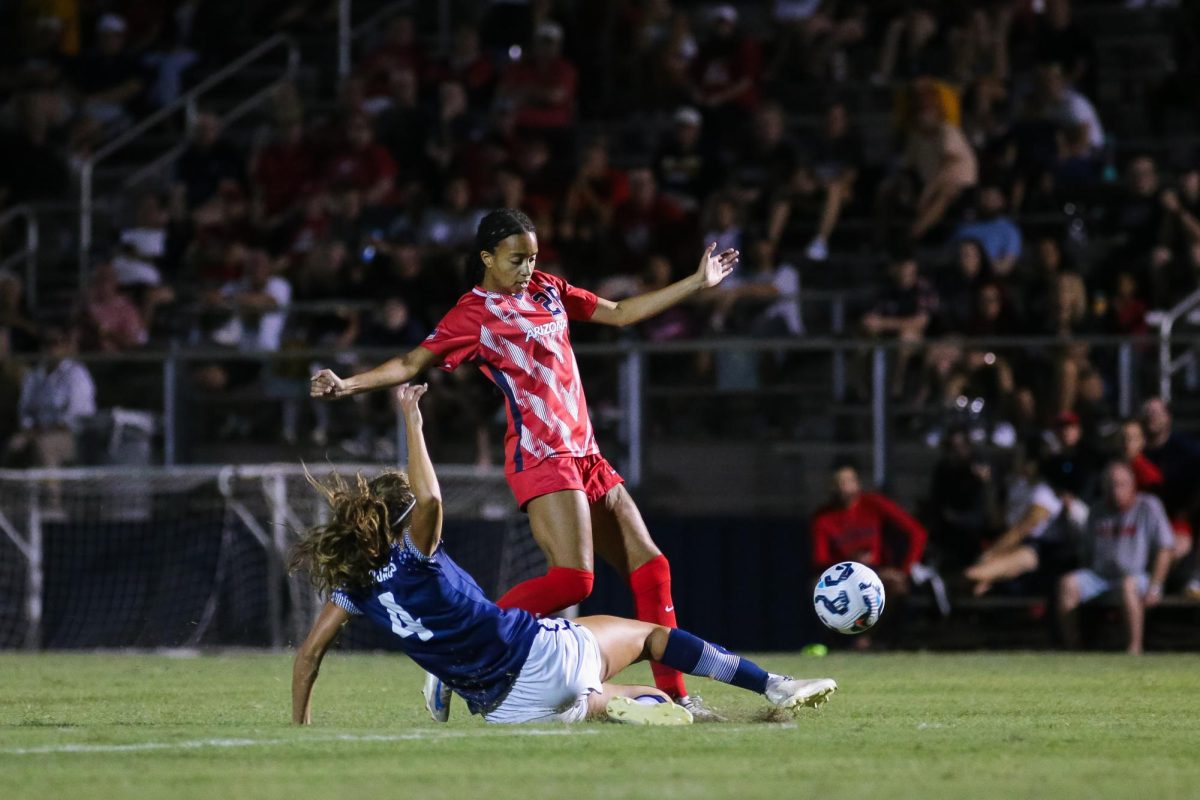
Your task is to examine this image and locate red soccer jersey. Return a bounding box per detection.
[421,271,599,474]
[810,493,928,571]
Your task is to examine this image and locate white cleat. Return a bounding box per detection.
[606,696,694,726]
[423,671,452,723]
[765,675,838,713]
[677,694,727,723]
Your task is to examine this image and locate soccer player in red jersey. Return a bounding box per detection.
[311,208,738,715]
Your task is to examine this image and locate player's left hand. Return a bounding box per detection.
[395,383,429,418]
[696,242,739,288]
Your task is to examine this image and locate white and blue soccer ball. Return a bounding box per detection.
[813,561,886,634]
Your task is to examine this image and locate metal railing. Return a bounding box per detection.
[0,205,39,309]
[7,334,1181,490]
[1152,287,1200,404]
[78,34,301,280]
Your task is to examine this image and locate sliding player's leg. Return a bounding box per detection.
[589,483,689,701]
[576,615,837,717]
[495,489,595,614]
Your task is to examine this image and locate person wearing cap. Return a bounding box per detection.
[74,14,145,127]
[1057,462,1174,654]
[652,107,713,212]
[499,21,578,134]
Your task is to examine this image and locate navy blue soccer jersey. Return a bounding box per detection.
[331,535,539,714]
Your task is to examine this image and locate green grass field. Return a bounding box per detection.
[2,652,1198,800]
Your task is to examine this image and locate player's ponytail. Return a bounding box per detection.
[290,468,416,595]
[472,208,536,284]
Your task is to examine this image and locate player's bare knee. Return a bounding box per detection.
[644,624,673,661]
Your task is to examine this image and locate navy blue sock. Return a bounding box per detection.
[660,629,770,694]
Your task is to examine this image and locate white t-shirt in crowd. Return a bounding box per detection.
[220,276,291,351]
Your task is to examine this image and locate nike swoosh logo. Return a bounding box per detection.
[665,606,674,612]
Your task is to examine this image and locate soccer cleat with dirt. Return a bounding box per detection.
[677,694,727,723]
[423,671,452,723]
[606,696,693,726]
[764,675,838,712]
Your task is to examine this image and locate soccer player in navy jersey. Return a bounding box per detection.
[311,209,738,717]
[291,384,836,726]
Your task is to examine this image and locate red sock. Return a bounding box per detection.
[496,567,594,616]
[629,555,687,698]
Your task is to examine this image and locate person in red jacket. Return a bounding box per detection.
[810,460,928,602]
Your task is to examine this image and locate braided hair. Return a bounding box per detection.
[473,208,536,283]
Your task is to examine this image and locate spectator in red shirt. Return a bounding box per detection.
[325,114,398,208]
[810,460,928,601]
[691,5,761,141]
[428,26,496,108]
[77,261,148,352]
[360,14,425,103]
[612,167,689,268]
[251,114,319,227]
[500,22,578,135]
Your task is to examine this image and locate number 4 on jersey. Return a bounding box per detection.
[378,592,434,641]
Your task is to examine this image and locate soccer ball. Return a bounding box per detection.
[813,561,886,634]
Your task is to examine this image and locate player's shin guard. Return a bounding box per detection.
[660,629,770,694]
[495,566,594,616]
[629,555,688,698]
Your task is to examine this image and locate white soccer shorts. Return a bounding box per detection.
[484,618,604,724]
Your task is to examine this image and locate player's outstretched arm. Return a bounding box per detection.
[396,383,443,556]
[310,345,437,400]
[292,601,350,724]
[589,243,738,328]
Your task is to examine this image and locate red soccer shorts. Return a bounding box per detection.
[508,453,624,510]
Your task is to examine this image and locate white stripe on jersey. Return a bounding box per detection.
[519,425,557,463]
[479,324,581,421]
[484,295,566,364]
[516,385,582,455]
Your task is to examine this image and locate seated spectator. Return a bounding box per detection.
[325,113,399,208]
[1155,164,1200,300]
[862,255,939,396]
[359,14,425,104]
[878,82,978,243]
[373,68,428,177]
[927,426,1000,571]
[1041,410,1102,503]
[4,326,95,469]
[499,22,578,139]
[424,81,480,183]
[778,100,862,262]
[1019,234,1069,328]
[428,26,495,107]
[872,5,943,84]
[1121,417,1164,493]
[707,237,801,337]
[1141,398,1200,549]
[1101,156,1165,302]
[73,14,145,131]
[0,329,22,452]
[701,194,744,256]
[76,262,148,352]
[965,454,1081,596]
[726,102,797,213]
[691,5,761,141]
[1105,272,1148,336]
[1057,462,1173,654]
[653,107,712,212]
[953,185,1022,277]
[560,139,628,250]
[176,112,246,209]
[0,272,40,354]
[810,459,928,615]
[417,177,486,251]
[937,239,991,333]
[612,167,688,268]
[1038,62,1104,152]
[0,93,70,207]
[966,282,1020,339]
[251,113,319,228]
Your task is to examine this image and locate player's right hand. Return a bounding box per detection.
[310,369,348,399]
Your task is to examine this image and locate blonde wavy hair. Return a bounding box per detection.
[289,469,415,595]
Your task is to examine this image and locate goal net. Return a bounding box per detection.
[0,464,543,651]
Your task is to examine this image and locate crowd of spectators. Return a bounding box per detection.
[0,0,1197,643]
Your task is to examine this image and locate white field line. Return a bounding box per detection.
[0,727,595,756]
